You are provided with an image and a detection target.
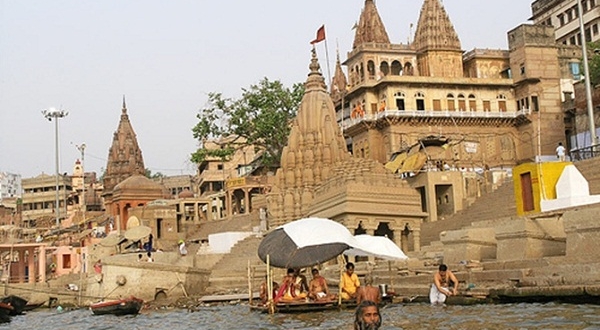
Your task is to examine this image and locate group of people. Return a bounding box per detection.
[259,262,383,305]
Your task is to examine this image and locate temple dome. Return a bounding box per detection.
[113,175,163,192]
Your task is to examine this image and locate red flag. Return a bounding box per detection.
[310,25,326,44]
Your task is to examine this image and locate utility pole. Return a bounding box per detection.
[76,143,86,222]
[42,107,69,227]
[578,0,598,147]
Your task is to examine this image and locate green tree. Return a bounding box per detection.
[191,77,304,168]
[145,168,164,179]
[588,41,600,86]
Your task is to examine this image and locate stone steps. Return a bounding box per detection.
[420,179,516,247]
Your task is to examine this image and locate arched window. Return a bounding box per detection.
[359,63,365,80]
[380,61,390,76]
[457,94,466,111]
[446,93,455,111]
[394,92,406,110]
[404,62,414,76]
[415,92,425,111]
[468,94,477,111]
[391,60,402,75]
[367,60,376,78]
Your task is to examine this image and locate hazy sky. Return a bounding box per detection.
[0,0,533,179]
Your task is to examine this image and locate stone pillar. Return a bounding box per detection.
[18,249,25,283]
[39,246,46,283]
[244,188,250,214]
[194,202,199,222]
[413,228,421,252]
[366,228,376,264]
[28,248,35,283]
[226,191,233,217]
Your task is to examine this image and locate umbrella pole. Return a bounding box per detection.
[267,255,275,314]
[247,260,253,307]
[388,260,394,296]
[338,255,345,307]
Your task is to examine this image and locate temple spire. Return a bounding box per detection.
[330,49,348,100]
[122,95,127,114]
[413,0,461,52]
[352,0,390,49]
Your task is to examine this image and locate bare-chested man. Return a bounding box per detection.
[356,275,381,305]
[309,268,335,301]
[430,264,459,305]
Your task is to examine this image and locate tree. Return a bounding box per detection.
[145,168,164,179]
[191,77,304,168]
[587,41,600,86]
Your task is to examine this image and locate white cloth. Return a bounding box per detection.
[429,284,448,305]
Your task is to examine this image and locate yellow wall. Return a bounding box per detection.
[513,162,571,215]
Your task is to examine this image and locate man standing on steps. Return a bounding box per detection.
[556,142,566,162]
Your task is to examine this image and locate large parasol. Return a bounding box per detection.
[344,235,408,260]
[99,233,126,247]
[123,225,152,242]
[257,217,357,269]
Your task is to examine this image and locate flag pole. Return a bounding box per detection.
[324,36,332,90]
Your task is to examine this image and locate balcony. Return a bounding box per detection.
[341,108,532,131]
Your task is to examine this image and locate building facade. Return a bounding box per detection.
[531,0,600,45]
[0,172,22,202]
[21,173,73,225]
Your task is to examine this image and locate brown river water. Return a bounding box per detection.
[3,302,600,330]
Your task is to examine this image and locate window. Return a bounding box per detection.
[391,60,402,75]
[531,96,539,112]
[415,92,425,111]
[468,94,476,111]
[394,92,405,110]
[570,35,577,45]
[520,64,526,76]
[593,24,598,35]
[570,62,581,80]
[433,99,442,111]
[367,60,376,78]
[446,93,456,111]
[558,14,565,26]
[62,255,72,269]
[586,28,592,43]
[483,100,491,112]
[457,94,466,111]
[380,61,390,76]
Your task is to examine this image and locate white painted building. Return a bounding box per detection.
[0,172,22,202]
[531,0,600,45]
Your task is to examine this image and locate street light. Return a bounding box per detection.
[76,143,86,222]
[42,107,69,227]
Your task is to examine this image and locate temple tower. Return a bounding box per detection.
[102,97,146,195]
[268,48,350,225]
[413,0,463,77]
[352,0,390,49]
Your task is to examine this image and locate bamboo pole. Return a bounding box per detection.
[247,260,253,307]
[267,255,275,314]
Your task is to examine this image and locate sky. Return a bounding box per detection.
[0,0,533,179]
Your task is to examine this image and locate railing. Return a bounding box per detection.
[342,108,531,129]
[569,144,600,161]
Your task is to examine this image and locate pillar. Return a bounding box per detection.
[39,245,46,283]
[226,191,233,217]
[244,188,250,214]
[17,249,25,283]
[413,228,421,252]
[28,248,35,283]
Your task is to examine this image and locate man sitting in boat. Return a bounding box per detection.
[308,268,335,301]
[356,275,381,305]
[259,276,279,305]
[275,268,308,302]
[341,262,361,300]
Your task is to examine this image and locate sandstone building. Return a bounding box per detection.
[327,0,582,222]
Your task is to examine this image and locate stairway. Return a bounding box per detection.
[205,235,265,294]
[420,179,517,247]
[574,157,600,195]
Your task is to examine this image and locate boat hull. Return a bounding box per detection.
[90,297,143,316]
[1,295,27,316]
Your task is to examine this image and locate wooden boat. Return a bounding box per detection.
[90,296,144,316]
[0,302,13,323]
[250,296,393,314]
[1,295,27,316]
[22,302,45,312]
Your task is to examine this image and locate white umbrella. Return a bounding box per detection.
[344,235,408,260]
[258,217,358,269]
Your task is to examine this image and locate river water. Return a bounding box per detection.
[3,302,600,330]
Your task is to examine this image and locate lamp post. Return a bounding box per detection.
[42,107,69,227]
[577,0,598,146]
[76,143,86,222]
